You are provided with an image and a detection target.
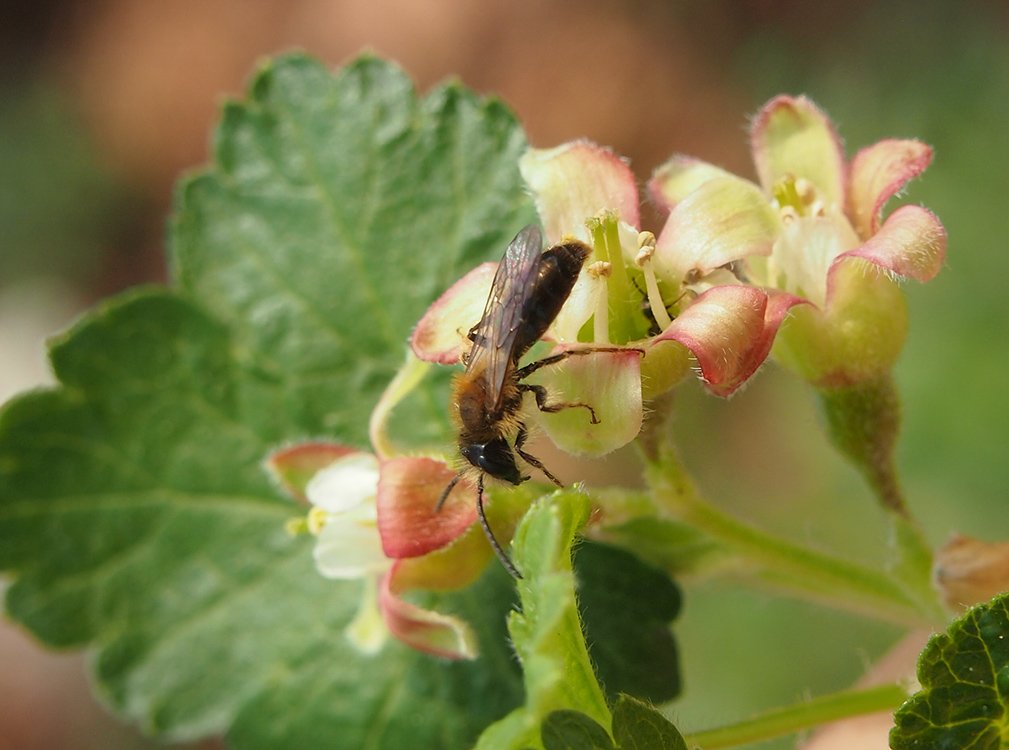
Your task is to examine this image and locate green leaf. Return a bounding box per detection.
[575,541,682,704]
[476,490,611,750]
[1,53,537,748]
[1,291,521,745]
[542,711,615,750]
[891,592,1009,750]
[171,53,535,447]
[611,695,686,750]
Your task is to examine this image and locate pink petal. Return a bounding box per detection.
[265,442,359,503]
[410,262,497,364]
[376,456,477,559]
[653,175,778,284]
[648,155,733,211]
[530,348,643,458]
[389,523,493,592]
[652,286,805,397]
[848,139,933,239]
[520,140,640,242]
[832,204,947,290]
[379,565,477,660]
[751,95,846,210]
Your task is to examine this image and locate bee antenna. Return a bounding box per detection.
[434,473,463,513]
[475,474,523,579]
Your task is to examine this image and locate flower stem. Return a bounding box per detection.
[682,682,909,749]
[368,351,431,459]
[643,440,946,626]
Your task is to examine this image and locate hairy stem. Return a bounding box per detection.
[643,440,946,625]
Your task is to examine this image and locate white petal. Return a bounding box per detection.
[305,453,380,514]
[313,506,390,580]
[762,214,860,308]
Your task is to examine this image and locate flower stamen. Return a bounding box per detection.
[635,231,672,330]
[586,260,612,344]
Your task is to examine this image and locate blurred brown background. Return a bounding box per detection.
[3,1,1008,748]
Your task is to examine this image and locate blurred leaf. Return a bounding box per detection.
[890,592,1009,750]
[1,53,537,748]
[541,711,615,750]
[575,542,682,704]
[611,694,686,750]
[476,490,610,750]
[537,696,688,750]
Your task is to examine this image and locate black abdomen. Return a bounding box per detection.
[512,242,590,359]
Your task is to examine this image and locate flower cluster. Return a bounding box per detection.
[268,94,946,660]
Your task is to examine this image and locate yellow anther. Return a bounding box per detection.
[307,506,329,535]
[637,230,657,250]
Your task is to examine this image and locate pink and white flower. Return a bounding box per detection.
[267,442,483,660]
[412,139,801,458]
[649,95,947,386]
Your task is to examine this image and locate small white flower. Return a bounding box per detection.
[305,453,391,580]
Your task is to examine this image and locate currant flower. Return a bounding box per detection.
[267,442,480,660]
[412,140,799,458]
[649,95,947,387]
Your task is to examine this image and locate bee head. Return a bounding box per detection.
[460,437,524,485]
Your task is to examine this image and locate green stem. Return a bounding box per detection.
[816,376,941,616]
[683,682,909,749]
[644,443,946,626]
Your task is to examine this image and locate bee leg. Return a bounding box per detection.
[514,421,564,487]
[475,473,523,579]
[517,382,599,425]
[514,346,638,380]
[434,472,463,512]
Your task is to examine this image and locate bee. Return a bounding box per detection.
[437,225,631,577]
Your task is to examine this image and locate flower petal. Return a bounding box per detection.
[653,175,779,284]
[648,155,733,210]
[305,453,380,514]
[520,140,640,243]
[265,442,358,503]
[833,204,947,285]
[377,456,478,559]
[313,504,389,579]
[848,139,933,239]
[530,348,643,458]
[548,263,604,343]
[343,576,388,654]
[411,262,497,364]
[390,521,494,592]
[653,286,804,397]
[751,95,845,210]
[379,565,477,660]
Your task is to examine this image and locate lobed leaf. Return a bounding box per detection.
[891,592,1009,750]
[1,53,537,748]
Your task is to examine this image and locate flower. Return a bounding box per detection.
[267,442,482,660]
[412,140,800,458]
[649,95,947,387]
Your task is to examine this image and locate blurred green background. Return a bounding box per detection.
[2,1,1006,748]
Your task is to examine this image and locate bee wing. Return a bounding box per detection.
[465,225,544,410]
